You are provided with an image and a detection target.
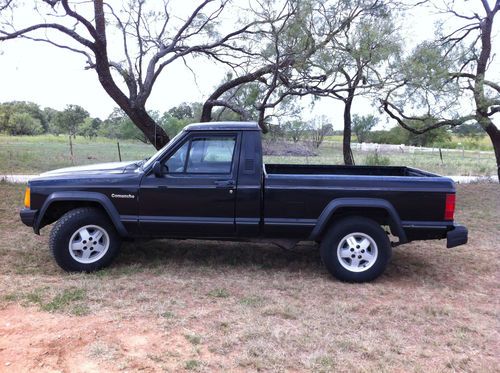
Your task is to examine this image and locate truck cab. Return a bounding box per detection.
[138,122,263,238]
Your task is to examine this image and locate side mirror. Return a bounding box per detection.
[153,161,164,177]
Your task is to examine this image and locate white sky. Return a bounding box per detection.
[0,1,498,130]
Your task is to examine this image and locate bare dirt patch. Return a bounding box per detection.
[0,305,203,372]
[0,182,499,372]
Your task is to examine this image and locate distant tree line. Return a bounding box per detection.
[264,114,484,148]
[0,101,206,141]
[0,101,486,150]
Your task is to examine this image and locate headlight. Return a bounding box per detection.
[24,187,30,209]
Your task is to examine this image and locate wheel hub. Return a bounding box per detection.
[69,225,110,264]
[337,232,378,273]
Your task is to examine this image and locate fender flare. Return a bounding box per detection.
[309,198,407,243]
[34,191,128,237]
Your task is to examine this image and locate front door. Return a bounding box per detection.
[138,132,239,237]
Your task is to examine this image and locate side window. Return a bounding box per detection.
[164,141,189,173]
[186,136,236,174]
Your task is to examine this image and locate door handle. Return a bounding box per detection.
[214,180,235,188]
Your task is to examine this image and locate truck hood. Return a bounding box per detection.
[38,161,139,178]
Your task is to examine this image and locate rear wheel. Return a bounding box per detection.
[49,207,121,272]
[320,216,391,282]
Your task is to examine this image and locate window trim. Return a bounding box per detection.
[161,132,239,176]
[163,139,190,174]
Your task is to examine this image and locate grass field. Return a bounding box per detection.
[0,134,497,176]
[0,135,151,174]
[0,182,499,371]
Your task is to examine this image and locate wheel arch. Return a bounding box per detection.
[34,191,128,237]
[309,198,407,243]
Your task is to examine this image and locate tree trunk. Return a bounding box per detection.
[200,103,213,123]
[93,59,169,149]
[484,122,500,181]
[343,97,355,166]
[93,66,169,149]
[474,7,498,181]
[92,0,169,150]
[125,106,169,149]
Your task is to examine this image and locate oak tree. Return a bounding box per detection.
[0,0,265,149]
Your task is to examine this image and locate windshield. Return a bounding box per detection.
[142,130,186,170]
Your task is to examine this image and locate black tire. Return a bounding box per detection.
[320,216,391,283]
[49,207,121,272]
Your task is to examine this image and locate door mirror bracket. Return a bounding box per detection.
[153,161,164,177]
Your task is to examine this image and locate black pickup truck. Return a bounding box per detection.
[20,122,467,282]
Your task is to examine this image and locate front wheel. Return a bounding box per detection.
[320,216,391,282]
[49,207,121,272]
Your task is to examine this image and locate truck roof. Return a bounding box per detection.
[184,121,261,132]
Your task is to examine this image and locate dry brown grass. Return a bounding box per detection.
[0,182,499,372]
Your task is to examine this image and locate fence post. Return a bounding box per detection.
[69,135,74,165]
[117,141,122,162]
[439,148,443,164]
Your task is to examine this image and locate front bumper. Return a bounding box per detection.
[447,224,468,248]
[20,208,37,227]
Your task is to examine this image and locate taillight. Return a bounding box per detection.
[24,187,30,209]
[444,193,455,221]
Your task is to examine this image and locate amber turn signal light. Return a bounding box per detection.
[24,187,30,209]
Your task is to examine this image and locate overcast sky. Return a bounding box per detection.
[0,0,497,130]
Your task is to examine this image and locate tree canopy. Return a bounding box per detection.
[381,0,500,178]
[0,0,498,178]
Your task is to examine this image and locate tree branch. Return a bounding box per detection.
[450,72,500,93]
[381,99,476,133]
[0,23,95,50]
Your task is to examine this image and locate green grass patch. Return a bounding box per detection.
[71,303,91,316]
[184,359,202,370]
[23,287,47,307]
[2,292,21,302]
[184,333,202,345]
[207,288,230,298]
[239,295,266,307]
[160,310,175,319]
[41,288,86,313]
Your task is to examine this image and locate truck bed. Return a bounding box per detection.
[264,164,438,177]
[262,163,455,239]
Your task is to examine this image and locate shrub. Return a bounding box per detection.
[365,152,391,166]
[6,112,44,135]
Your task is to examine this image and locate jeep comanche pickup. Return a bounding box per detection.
[20,122,468,282]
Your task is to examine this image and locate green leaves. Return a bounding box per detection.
[352,114,379,142]
[53,104,89,136]
[6,111,43,135]
[0,101,46,135]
